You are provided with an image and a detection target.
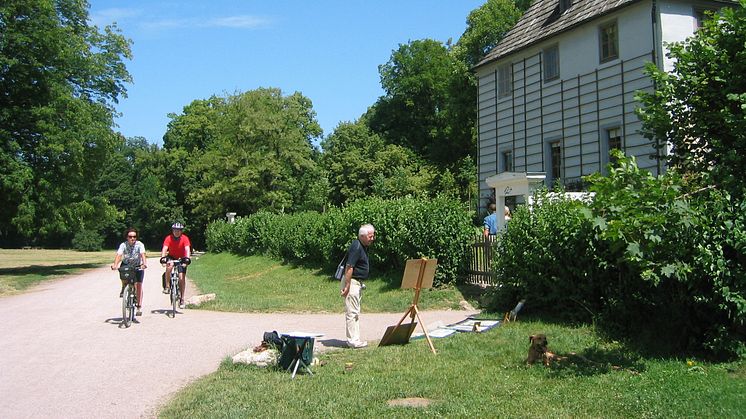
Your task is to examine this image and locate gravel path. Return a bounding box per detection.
[0,258,478,418]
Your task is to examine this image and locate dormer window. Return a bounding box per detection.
[559,0,572,13]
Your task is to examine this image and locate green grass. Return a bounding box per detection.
[165,252,746,417]
[0,249,112,296]
[187,253,476,313]
[160,319,746,418]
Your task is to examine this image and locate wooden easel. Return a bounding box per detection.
[380,258,438,354]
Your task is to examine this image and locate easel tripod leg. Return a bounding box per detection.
[413,305,437,354]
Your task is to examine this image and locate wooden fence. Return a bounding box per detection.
[466,234,497,286]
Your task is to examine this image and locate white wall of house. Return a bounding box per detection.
[476,0,711,209]
[659,0,703,71]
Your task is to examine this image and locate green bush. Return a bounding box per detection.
[205,197,474,286]
[484,189,601,323]
[71,229,103,252]
[485,154,746,358]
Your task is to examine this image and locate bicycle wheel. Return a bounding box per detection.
[170,273,178,317]
[122,284,133,327]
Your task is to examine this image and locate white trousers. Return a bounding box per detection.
[345,279,362,344]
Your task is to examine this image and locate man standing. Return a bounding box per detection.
[483,203,497,237]
[160,222,191,309]
[340,224,375,349]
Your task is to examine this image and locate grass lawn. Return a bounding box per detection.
[164,252,746,417]
[187,252,477,313]
[0,248,112,296]
[160,319,746,417]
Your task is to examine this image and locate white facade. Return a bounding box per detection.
[475,0,728,208]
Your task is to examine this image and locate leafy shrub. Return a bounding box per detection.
[484,189,601,323]
[72,229,103,252]
[485,154,746,358]
[205,197,474,286]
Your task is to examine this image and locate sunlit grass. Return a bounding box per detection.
[160,319,746,417]
[187,253,476,313]
[0,249,112,296]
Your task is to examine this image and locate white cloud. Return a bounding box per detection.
[140,15,272,31]
[204,15,272,29]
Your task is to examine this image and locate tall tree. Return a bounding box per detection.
[637,1,746,198]
[453,0,523,68]
[369,39,475,169]
[0,0,132,245]
[321,120,436,205]
[162,88,323,232]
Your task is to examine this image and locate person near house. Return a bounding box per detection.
[483,203,498,236]
[111,228,147,316]
[504,206,512,223]
[160,222,191,309]
[340,223,376,349]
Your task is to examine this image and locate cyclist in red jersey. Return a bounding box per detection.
[160,222,191,308]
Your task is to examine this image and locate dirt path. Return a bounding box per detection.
[0,258,479,418]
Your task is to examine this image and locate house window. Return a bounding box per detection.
[543,45,560,81]
[559,0,572,13]
[502,150,513,172]
[599,21,619,63]
[498,64,512,98]
[607,127,622,165]
[550,141,562,182]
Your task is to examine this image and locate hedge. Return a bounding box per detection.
[206,196,474,286]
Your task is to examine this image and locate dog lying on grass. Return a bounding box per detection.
[527,333,591,367]
[526,333,634,372]
[526,334,548,365]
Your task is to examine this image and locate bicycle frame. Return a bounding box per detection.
[167,260,184,317]
[118,266,141,328]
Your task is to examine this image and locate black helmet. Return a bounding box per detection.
[171,222,185,230]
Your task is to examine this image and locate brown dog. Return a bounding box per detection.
[526,334,548,365]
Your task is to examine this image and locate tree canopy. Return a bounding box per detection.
[0,0,132,245]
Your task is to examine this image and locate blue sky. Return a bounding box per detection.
[89,1,485,147]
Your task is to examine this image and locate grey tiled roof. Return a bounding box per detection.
[475,0,642,68]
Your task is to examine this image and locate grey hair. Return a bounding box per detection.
[358,223,375,237]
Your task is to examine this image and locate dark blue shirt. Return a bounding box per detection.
[345,239,370,280]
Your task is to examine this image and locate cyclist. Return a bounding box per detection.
[111,228,147,316]
[160,222,191,309]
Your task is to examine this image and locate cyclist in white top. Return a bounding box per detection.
[111,228,147,316]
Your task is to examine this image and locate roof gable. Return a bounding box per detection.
[475,0,642,68]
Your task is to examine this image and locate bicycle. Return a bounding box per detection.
[161,257,190,318]
[118,265,143,328]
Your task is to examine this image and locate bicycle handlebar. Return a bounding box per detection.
[160,257,191,266]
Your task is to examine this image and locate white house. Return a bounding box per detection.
[474,0,734,207]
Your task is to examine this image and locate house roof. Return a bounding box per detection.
[474,0,642,69]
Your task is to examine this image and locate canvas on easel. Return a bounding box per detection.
[379,258,438,354]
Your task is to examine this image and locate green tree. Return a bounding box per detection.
[0,0,131,245]
[96,136,177,247]
[452,0,523,68]
[321,120,436,205]
[637,1,746,198]
[163,96,224,151]
[321,121,387,205]
[168,88,322,232]
[368,39,475,169]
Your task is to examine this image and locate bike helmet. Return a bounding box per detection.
[171,222,185,230]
